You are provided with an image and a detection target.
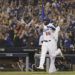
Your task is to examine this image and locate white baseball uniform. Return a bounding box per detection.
[38,23,61,73]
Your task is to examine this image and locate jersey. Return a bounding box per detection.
[43,23,55,41]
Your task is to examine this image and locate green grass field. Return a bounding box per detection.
[0,71,75,75]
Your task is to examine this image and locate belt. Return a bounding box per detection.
[43,40,51,42]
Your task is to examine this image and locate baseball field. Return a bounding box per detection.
[0,71,75,75]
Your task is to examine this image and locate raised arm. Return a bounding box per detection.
[53,26,60,42]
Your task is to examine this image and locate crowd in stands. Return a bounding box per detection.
[0,0,75,54]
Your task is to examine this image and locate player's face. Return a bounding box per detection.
[44,21,49,25]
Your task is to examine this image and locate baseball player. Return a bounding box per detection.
[37,20,63,73]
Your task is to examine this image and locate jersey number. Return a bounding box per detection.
[46,32,51,36]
